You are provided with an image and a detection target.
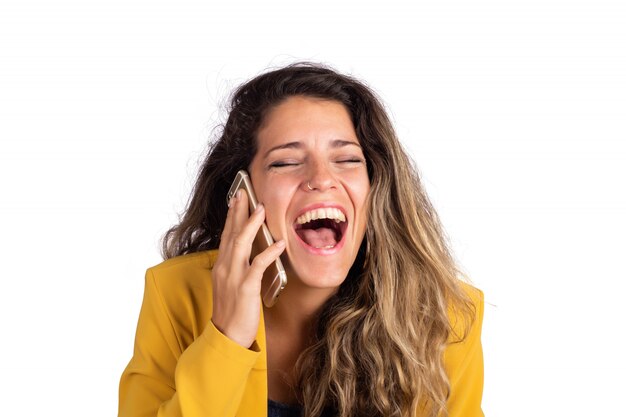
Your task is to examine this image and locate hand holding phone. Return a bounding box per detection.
[226,170,288,308]
[208,171,287,348]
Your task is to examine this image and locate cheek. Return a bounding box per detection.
[351,176,371,209]
[257,179,293,229]
[257,178,285,206]
[355,182,371,232]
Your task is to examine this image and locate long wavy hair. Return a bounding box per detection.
[161,62,475,417]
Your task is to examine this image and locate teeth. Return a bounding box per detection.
[296,207,346,225]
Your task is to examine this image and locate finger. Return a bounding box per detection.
[230,203,267,260]
[230,189,252,237]
[226,190,257,264]
[246,239,286,282]
[218,189,241,252]
[223,191,263,279]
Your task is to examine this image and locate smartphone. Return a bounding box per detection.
[227,170,287,308]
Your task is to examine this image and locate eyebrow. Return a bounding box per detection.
[263,139,362,159]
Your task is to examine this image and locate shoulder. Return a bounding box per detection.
[443,281,485,415]
[447,280,484,343]
[148,249,219,274]
[146,249,219,291]
[142,250,220,346]
[457,281,484,315]
[444,279,484,360]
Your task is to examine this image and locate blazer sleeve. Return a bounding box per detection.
[444,287,485,417]
[118,268,261,417]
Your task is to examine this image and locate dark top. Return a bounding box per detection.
[268,399,336,417]
[268,399,302,417]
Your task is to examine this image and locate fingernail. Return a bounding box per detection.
[255,203,264,213]
[276,240,285,247]
[235,189,242,200]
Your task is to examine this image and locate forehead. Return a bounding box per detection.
[256,96,358,150]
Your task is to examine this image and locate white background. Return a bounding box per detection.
[1,0,624,416]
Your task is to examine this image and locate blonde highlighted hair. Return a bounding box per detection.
[161,62,476,417]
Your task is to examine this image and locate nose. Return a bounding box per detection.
[302,159,337,192]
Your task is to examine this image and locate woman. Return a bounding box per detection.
[118,63,484,417]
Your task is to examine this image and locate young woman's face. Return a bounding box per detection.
[248,96,370,290]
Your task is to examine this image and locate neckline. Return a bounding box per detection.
[268,398,302,410]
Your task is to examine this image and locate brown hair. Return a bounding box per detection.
[161,62,475,417]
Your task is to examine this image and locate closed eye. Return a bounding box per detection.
[269,161,301,169]
[337,158,365,164]
[269,158,365,169]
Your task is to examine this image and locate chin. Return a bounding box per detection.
[284,262,350,290]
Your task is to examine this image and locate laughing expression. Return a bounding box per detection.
[248,96,370,290]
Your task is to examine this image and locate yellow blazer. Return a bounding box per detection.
[118,250,484,417]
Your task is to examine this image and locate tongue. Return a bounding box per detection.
[297,227,338,248]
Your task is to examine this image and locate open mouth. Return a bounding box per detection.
[293,208,348,250]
